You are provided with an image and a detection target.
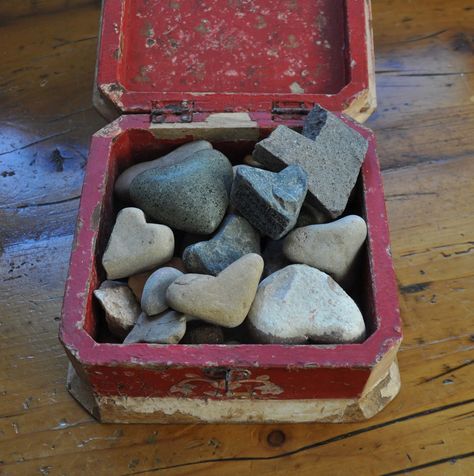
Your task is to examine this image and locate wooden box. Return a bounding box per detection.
[60,0,402,423]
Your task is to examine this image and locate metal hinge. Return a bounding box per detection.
[150,100,194,124]
[271,101,313,120]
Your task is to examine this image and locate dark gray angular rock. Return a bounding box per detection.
[129,149,233,234]
[253,109,368,218]
[183,214,261,275]
[230,165,308,240]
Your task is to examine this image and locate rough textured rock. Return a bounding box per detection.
[124,310,187,344]
[181,323,225,344]
[115,140,212,202]
[127,258,185,300]
[261,238,291,278]
[183,214,261,275]
[253,115,368,218]
[141,267,183,316]
[166,254,264,328]
[248,265,366,344]
[130,149,233,234]
[296,201,330,227]
[102,207,174,280]
[230,165,308,239]
[94,281,141,338]
[283,215,368,282]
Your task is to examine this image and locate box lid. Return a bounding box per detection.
[96,0,375,121]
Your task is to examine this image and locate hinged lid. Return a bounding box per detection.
[96,0,375,121]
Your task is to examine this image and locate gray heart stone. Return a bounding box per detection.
[230,165,308,239]
[183,214,261,275]
[130,149,233,234]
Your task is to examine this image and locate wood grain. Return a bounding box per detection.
[0,0,473,475]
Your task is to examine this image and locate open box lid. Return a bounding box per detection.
[95,0,375,122]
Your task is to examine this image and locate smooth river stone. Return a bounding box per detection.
[114,140,212,201]
[130,149,233,234]
[123,310,186,344]
[230,164,308,239]
[183,214,261,275]
[253,111,368,218]
[166,254,264,328]
[94,281,141,338]
[102,207,174,280]
[283,215,368,282]
[248,264,366,344]
[141,267,183,316]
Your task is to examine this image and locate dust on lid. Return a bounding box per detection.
[96,0,374,120]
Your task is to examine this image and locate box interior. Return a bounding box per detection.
[86,127,376,345]
[117,0,350,96]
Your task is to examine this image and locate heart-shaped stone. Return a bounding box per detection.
[130,149,233,234]
[248,264,366,344]
[114,140,212,202]
[123,310,186,344]
[183,214,261,275]
[141,267,183,316]
[230,164,308,239]
[283,215,367,282]
[102,207,174,279]
[166,253,264,328]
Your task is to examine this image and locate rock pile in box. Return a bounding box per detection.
[96,105,370,345]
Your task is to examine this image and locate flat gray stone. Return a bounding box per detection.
[230,165,308,239]
[248,264,366,344]
[166,254,264,328]
[183,214,261,275]
[94,281,141,338]
[253,113,368,218]
[283,215,367,282]
[123,310,186,344]
[102,207,174,279]
[130,149,233,234]
[115,140,212,202]
[141,267,183,316]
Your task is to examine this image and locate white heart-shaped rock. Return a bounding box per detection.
[102,207,174,280]
[166,253,264,328]
[248,264,366,344]
[141,267,183,316]
[283,215,367,282]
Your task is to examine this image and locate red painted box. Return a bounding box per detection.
[60,0,402,423]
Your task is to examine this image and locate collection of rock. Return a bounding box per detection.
[94,105,370,345]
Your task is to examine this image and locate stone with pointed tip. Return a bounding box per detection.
[283,215,367,282]
[130,149,233,234]
[166,254,264,328]
[248,264,366,344]
[183,214,260,275]
[102,207,174,280]
[253,113,368,218]
[115,140,212,201]
[141,267,183,316]
[123,310,186,344]
[94,281,141,338]
[230,164,308,239]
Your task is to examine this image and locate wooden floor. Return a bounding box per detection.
[1,0,473,474]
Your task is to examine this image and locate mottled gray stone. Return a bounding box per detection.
[130,149,233,234]
[283,215,368,282]
[248,265,366,344]
[141,267,183,316]
[166,254,264,328]
[115,140,212,202]
[181,323,225,344]
[253,114,368,218]
[230,165,308,239]
[94,281,141,338]
[102,207,174,279]
[123,310,186,344]
[183,214,261,275]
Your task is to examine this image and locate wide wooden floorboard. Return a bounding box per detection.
[0,0,473,475]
